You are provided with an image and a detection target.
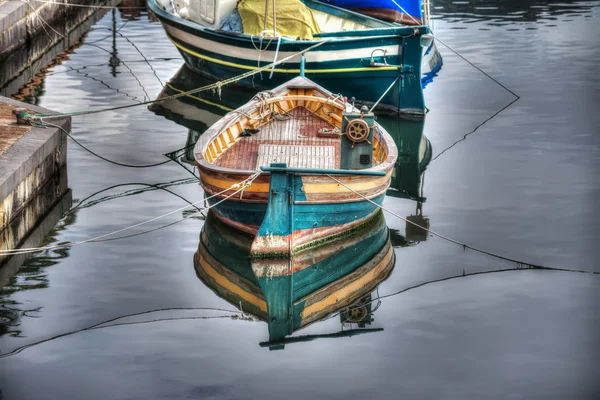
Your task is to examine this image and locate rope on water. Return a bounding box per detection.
[0,172,262,256]
[23,39,332,120]
[43,121,175,168]
[0,307,256,359]
[41,122,173,168]
[325,174,598,275]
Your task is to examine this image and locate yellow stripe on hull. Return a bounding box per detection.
[197,253,267,313]
[202,172,390,198]
[201,174,270,193]
[301,244,394,319]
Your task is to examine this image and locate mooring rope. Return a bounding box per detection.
[0,307,256,359]
[0,172,262,256]
[42,121,178,168]
[325,174,597,274]
[21,39,332,121]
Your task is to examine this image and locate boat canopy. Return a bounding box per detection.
[238,0,321,39]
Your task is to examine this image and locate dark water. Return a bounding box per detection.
[1,1,599,398]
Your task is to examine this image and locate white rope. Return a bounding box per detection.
[390,0,423,26]
[0,172,262,256]
[33,39,332,120]
[269,35,282,80]
[324,174,557,270]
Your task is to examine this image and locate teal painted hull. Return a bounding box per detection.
[207,192,386,234]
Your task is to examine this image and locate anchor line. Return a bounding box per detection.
[23,39,332,120]
[67,179,200,215]
[325,263,599,326]
[0,172,263,256]
[42,121,174,168]
[324,174,597,275]
[432,95,520,161]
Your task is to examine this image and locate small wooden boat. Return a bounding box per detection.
[195,208,394,345]
[147,0,432,117]
[194,74,398,258]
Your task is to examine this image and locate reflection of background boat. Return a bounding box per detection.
[384,116,431,201]
[194,208,394,347]
[382,116,431,242]
[149,65,258,164]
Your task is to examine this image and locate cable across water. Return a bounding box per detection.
[0,172,262,256]
[325,174,597,275]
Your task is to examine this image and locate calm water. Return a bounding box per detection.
[1,1,599,398]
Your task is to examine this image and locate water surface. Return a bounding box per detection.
[1,1,599,398]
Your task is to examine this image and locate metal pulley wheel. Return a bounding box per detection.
[345,119,370,144]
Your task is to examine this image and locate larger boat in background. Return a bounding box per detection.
[147,0,434,117]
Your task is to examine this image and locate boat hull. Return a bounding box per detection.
[205,179,388,256]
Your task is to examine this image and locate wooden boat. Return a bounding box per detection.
[147,0,432,117]
[194,74,398,258]
[195,208,394,345]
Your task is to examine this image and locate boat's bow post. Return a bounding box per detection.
[250,163,295,343]
[250,163,294,260]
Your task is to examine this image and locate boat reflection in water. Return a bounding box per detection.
[384,116,432,243]
[153,66,433,345]
[195,208,394,348]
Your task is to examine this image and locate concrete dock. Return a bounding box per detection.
[0,96,70,269]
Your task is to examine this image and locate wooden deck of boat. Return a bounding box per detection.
[215,107,342,170]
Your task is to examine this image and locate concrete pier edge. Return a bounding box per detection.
[0,96,70,231]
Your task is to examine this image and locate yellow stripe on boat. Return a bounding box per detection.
[198,253,267,313]
[201,174,270,193]
[301,245,393,319]
[169,38,400,74]
[202,173,387,196]
[303,178,388,195]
